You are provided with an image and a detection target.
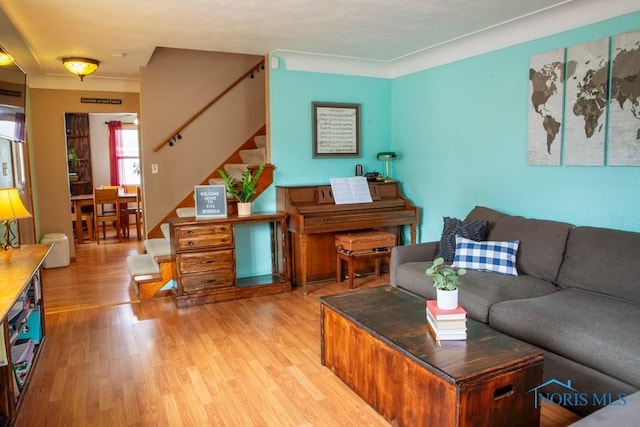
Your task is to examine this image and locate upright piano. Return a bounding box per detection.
[276,181,419,294]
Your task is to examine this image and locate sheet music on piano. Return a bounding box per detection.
[330,176,373,204]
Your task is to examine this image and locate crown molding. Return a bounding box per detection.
[273,0,640,79]
[269,51,391,78]
[26,74,140,92]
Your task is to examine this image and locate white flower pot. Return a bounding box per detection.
[237,202,252,217]
[437,288,459,310]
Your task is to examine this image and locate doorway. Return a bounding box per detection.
[54,112,144,312]
[65,112,141,195]
[65,112,142,245]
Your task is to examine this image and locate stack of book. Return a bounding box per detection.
[426,300,467,342]
[11,338,36,389]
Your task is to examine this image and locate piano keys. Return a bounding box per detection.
[276,182,419,294]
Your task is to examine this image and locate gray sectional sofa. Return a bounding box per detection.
[390,206,640,416]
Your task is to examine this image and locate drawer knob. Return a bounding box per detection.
[200,260,215,264]
[187,241,194,246]
[201,279,217,284]
[187,230,193,235]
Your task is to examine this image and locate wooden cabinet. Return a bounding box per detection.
[321,287,543,427]
[170,213,291,307]
[0,245,51,425]
[65,113,93,196]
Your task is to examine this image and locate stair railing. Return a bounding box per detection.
[152,57,265,153]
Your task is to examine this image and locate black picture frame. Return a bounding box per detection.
[312,102,361,158]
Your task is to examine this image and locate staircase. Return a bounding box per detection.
[130,129,273,300]
[147,124,272,239]
[133,58,271,299]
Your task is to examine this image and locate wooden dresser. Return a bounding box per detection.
[0,244,52,425]
[169,212,291,307]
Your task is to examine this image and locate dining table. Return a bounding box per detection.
[70,192,137,243]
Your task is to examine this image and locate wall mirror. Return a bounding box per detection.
[0,46,26,147]
[0,44,29,243]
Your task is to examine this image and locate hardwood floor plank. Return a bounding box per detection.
[14,232,581,426]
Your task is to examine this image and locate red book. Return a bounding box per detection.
[426,300,467,320]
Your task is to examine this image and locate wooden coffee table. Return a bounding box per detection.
[320,286,543,427]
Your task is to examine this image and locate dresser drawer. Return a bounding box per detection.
[177,249,234,274]
[174,224,233,250]
[180,270,235,292]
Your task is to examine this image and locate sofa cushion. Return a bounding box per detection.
[464,206,508,233]
[394,261,557,323]
[453,235,519,276]
[465,206,573,283]
[557,226,640,304]
[435,216,488,263]
[570,391,640,426]
[490,289,640,388]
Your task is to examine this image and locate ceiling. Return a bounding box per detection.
[0,0,637,84]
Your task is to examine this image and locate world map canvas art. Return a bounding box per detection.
[564,38,609,166]
[608,30,640,166]
[527,30,640,166]
[528,49,564,166]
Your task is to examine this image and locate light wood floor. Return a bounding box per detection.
[16,229,581,426]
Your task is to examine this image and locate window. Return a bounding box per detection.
[115,125,140,185]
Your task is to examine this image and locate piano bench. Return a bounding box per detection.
[335,230,395,288]
[334,230,397,252]
[336,249,391,289]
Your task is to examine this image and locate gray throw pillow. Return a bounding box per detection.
[435,216,489,263]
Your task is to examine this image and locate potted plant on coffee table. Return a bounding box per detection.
[426,257,466,310]
[218,164,265,216]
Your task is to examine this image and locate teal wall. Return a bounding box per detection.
[249,67,390,275]
[268,67,392,188]
[266,11,640,249]
[392,11,640,241]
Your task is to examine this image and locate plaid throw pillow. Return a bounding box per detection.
[453,235,519,276]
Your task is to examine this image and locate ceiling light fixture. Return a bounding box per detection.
[61,57,100,81]
[0,50,14,66]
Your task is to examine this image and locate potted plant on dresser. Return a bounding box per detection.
[426,257,466,309]
[218,164,265,216]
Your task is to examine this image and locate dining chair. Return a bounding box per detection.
[70,210,93,242]
[123,185,143,240]
[93,187,121,243]
[100,185,134,237]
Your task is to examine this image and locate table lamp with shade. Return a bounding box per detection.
[0,188,32,250]
[376,152,397,182]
